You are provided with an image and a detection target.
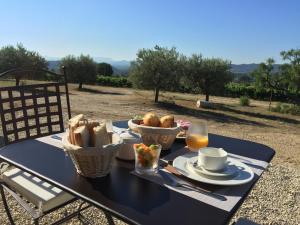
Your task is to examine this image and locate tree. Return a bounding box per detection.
[252,58,277,109]
[0,44,48,85]
[128,45,181,102]
[97,62,113,76]
[280,49,300,103]
[186,55,232,101]
[252,49,300,105]
[60,55,97,89]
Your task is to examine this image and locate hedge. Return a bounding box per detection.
[224,82,288,101]
[96,75,132,87]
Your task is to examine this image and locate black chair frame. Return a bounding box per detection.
[0,67,93,225]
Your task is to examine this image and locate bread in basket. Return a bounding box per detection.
[63,115,123,178]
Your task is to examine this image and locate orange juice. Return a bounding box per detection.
[186,134,209,151]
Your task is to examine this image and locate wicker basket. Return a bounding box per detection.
[128,119,142,133]
[136,123,181,150]
[62,134,123,178]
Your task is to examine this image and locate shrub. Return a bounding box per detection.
[96,75,132,87]
[271,103,300,115]
[270,103,281,113]
[290,105,300,115]
[240,96,250,106]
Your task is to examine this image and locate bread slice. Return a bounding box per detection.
[86,120,100,134]
[105,120,114,143]
[86,120,100,146]
[73,125,89,147]
[68,114,85,144]
[69,114,84,127]
[92,123,110,147]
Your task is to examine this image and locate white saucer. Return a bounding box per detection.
[173,153,254,186]
[187,157,238,178]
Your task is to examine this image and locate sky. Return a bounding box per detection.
[0,0,300,64]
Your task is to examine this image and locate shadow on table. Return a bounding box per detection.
[156,102,270,127]
[88,161,171,215]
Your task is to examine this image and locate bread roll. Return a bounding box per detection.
[160,115,174,128]
[73,125,89,147]
[92,123,110,147]
[143,112,160,127]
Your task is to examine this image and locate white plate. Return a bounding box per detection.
[173,153,254,186]
[187,156,238,178]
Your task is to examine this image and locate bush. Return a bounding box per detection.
[271,103,300,115]
[290,105,300,115]
[96,75,132,87]
[224,82,288,101]
[240,96,250,106]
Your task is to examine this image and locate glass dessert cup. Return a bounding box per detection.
[134,143,162,174]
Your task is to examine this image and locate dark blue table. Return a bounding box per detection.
[0,121,275,225]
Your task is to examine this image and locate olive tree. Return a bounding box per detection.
[60,55,97,89]
[280,49,300,103]
[252,58,278,108]
[186,55,232,101]
[97,62,113,76]
[253,49,300,105]
[0,43,48,85]
[128,45,181,102]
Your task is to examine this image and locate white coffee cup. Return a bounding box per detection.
[198,147,228,171]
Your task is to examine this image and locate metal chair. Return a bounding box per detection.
[0,68,90,224]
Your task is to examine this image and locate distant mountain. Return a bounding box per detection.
[231,63,280,74]
[47,58,280,76]
[48,60,60,71]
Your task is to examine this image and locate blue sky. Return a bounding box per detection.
[0,0,299,63]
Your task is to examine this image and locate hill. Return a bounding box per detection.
[231,63,280,74]
[47,60,280,76]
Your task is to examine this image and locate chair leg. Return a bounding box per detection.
[0,185,15,225]
[103,211,115,225]
[33,218,39,225]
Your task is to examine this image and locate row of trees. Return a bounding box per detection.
[129,45,232,102]
[129,46,300,105]
[1,44,299,107]
[0,44,114,87]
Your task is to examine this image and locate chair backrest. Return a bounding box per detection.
[0,68,71,145]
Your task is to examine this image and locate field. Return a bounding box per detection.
[0,81,300,224]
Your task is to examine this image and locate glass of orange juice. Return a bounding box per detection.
[186,121,208,152]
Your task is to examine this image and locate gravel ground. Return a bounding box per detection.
[0,84,299,224]
[232,163,300,225]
